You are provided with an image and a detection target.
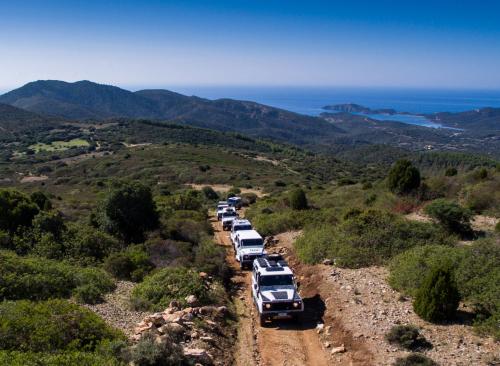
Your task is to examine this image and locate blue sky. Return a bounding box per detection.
[1,0,500,90]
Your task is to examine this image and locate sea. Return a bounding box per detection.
[167,86,500,128]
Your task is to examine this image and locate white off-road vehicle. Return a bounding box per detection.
[251,254,304,326]
[227,196,242,209]
[234,229,265,269]
[221,209,239,231]
[216,204,229,221]
[230,219,253,247]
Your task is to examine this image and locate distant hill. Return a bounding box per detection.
[428,108,500,132]
[0,80,345,144]
[0,103,60,138]
[323,103,397,115]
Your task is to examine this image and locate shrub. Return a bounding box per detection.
[413,264,460,322]
[194,240,230,283]
[0,299,124,352]
[249,209,314,237]
[130,332,184,366]
[32,210,65,239]
[385,325,431,351]
[0,189,39,233]
[0,251,115,303]
[388,160,421,194]
[289,188,308,210]
[0,351,122,366]
[445,167,458,176]
[104,245,154,281]
[455,239,499,339]
[241,192,258,206]
[393,353,438,366]
[201,186,218,200]
[424,199,472,236]
[295,210,454,267]
[62,224,121,265]
[99,182,159,243]
[388,245,463,297]
[74,267,116,303]
[30,191,52,210]
[131,267,209,311]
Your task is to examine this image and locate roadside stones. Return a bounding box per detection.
[183,348,213,365]
[185,295,200,307]
[322,258,333,265]
[331,344,346,354]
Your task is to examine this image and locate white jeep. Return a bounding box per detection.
[230,219,253,248]
[216,204,229,221]
[234,229,265,269]
[251,254,304,326]
[221,209,239,231]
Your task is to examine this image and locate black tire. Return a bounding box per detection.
[292,313,301,323]
[259,314,267,327]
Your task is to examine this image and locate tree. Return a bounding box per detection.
[388,160,421,194]
[424,199,472,235]
[413,264,460,322]
[0,189,39,233]
[444,167,457,177]
[102,182,159,243]
[289,188,308,210]
[30,191,52,210]
[201,186,218,200]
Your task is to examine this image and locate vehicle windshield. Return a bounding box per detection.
[222,211,237,217]
[259,274,294,287]
[217,205,228,210]
[241,238,263,247]
[234,225,252,231]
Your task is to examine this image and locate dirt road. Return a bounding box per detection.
[212,215,332,366]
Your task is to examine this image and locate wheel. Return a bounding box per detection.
[259,314,267,327]
[292,313,301,323]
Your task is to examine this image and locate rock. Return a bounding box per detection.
[158,322,185,337]
[325,325,332,335]
[323,259,333,265]
[216,306,228,315]
[316,323,324,334]
[199,272,208,279]
[331,345,346,354]
[200,336,215,344]
[185,295,200,307]
[146,313,166,326]
[199,306,217,315]
[162,312,183,324]
[169,300,180,310]
[183,348,213,365]
[324,342,331,348]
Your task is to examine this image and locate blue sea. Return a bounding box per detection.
[167,86,500,128]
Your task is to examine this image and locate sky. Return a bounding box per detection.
[1,0,500,91]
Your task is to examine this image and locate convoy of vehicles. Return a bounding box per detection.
[214,201,304,325]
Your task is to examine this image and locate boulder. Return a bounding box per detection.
[331,345,346,354]
[322,259,333,265]
[183,348,213,365]
[185,295,200,307]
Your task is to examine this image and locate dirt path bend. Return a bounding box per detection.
[211,215,331,366]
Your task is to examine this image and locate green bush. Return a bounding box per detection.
[130,332,184,366]
[289,188,308,210]
[32,210,66,239]
[30,191,53,210]
[385,325,431,351]
[249,210,314,237]
[295,210,454,267]
[413,264,460,322]
[0,351,122,366]
[104,245,154,281]
[388,160,421,195]
[131,267,209,311]
[0,189,39,233]
[393,353,438,366]
[388,245,463,297]
[194,240,230,283]
[424,199,472,236]
[0,251,114,303]
[445,167,458,176]
[201,186,218,200]
[0,299,124,352]
[98,182,159,243]
[62,224,121,265]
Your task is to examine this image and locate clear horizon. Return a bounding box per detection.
[1,0,500,90]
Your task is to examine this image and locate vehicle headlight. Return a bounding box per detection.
[265,303,272,309]
[293,302,300,308]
